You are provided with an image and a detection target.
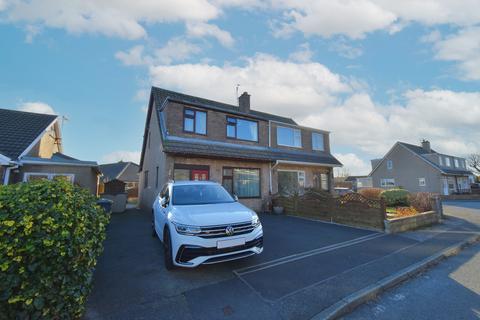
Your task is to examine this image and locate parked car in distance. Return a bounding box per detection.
[152,180,263,269]
[334,187,352,196]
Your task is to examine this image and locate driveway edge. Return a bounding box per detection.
[311,233,480,320]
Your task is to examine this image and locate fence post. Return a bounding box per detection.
[434,196,443,219]
[380,198,386,220]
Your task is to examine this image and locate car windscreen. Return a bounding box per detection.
[172,184,235,205]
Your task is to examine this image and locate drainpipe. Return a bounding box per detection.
[3,165,18,185]
[268,120,271,147]
[270,160,280,194]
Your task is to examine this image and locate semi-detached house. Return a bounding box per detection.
[139,87,342,211]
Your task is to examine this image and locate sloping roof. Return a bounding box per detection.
[152,86,298,125]
[345,176,369,182]
[370,141,472,176]
[0,108,57,159]
[163,136,342,166]
[398,142,437,156]
[21,153,98,167]
[99,161,139,182]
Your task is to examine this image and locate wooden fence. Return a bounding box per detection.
[272,190,386,230]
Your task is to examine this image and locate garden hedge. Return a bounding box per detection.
[0,179,109,319]
[380,189,410,207]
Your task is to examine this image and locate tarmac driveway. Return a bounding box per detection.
[85,208,470,320]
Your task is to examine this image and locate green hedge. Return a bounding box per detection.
[0,179,109,319]
[380,189,410,207]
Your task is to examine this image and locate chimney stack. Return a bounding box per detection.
[421,139,431,153]
[238,91,250,113]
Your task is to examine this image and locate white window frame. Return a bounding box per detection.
[445,157,451,167]
[386,160,393,170]
[418,177,426,187]
[380,178,395,188]
[439,156,443,166]
[454,158,459,168]
[277,126,302,148]
[311,132,325,151]
[278,169,306,187]
[23,172,75,183]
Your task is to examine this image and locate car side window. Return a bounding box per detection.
[160,184,170,206]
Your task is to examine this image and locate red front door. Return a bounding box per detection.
[191,170,209,181]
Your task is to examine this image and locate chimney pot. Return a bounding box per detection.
[238,91,250,113]
[421,139,431,153]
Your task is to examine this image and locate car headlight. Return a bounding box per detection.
[173,222,202,236]
[252,215,261,228]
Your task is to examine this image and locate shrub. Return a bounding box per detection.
[0,179,109,319]
[358,188,384,199]
[380,189,410,207]
[409,192,434,212]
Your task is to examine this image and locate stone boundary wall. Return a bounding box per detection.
[384,211,439,234]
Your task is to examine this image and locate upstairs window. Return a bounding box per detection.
[445,157,451,167]
[439,156,443,166]
[387,160,393,170]
[183,108,206,135]
[277,126,301,148]
[226,117,258,141]
[312,132,325,151]
[454,158,459,168]
[419,177,426,186]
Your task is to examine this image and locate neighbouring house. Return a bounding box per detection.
[344,175,373,192]
[0,108,100,194]
[99,161,140,198]
[369,140,472,195]
[139,87,342,211]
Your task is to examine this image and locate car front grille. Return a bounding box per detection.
[197,222,255,239]
[176,236,263,264]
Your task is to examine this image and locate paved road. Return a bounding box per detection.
[345,242,480,320]
[345,201,480,320]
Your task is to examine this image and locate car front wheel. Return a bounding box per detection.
[163,228,175,270]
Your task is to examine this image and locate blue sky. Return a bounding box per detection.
[1,1,479,174]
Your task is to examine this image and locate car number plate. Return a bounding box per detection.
[217,238,245,249]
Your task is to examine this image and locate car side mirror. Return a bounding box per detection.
[233,194,239,202]
[160,197,168,208]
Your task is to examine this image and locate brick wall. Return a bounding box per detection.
[164,101,269,147]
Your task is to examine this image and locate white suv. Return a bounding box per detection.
[152,181,263,269]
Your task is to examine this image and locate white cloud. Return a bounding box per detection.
[24,24,41,43]
[329,39,363,59]
[101,150,141,164]
[116,38,202,67]
[115,45,148,66]
[186,22,234,47]
[155,37,202,64]
[271,0,397,39]
[288,42,313,62]
[149,53,351,118]
[270,0,480,40]
[334,153,371,175]
[18,102,56,115]
[3,0,221,39]
[432,26,480,80]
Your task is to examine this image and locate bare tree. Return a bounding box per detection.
[467,154,480,174]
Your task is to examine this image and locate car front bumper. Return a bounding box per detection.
[171,225,263,267]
